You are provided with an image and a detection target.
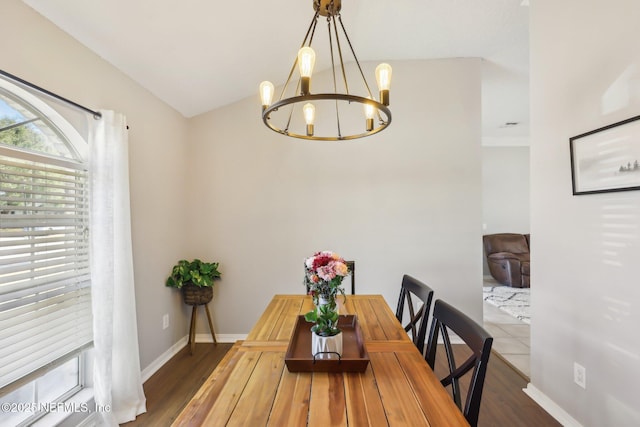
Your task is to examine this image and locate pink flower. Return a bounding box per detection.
[332,260,348,276]
[317,265,336,281]
[305,256,315,269]
[312,254,333,270]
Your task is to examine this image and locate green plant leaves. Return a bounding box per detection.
[304,311,318,323]
[304,302,340,337]
[166,259,221,288]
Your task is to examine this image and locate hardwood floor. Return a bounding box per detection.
[121,343,232,427]
[122,342,559,426]
[480,352,560,427]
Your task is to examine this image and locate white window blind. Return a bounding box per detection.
[0,149,92,391]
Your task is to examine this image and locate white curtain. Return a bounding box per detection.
[89,111,146,425]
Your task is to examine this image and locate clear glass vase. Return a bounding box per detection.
[317,294,331,306]
[316,294,335,314]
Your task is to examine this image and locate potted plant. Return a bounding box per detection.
[303,251,350,358]
[304,300,343,358]
[166,259,221,305]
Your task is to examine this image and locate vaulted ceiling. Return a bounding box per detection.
[22,0,530,142]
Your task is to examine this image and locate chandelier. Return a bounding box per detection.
[259,0,392,141]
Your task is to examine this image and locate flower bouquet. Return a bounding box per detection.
[303,251,351,358]
[303,250,350,310]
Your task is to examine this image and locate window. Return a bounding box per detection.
[0,82,92,425]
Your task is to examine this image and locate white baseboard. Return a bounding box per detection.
[140,334,247,382]
[523,383,583,427]
[141,336,188,382]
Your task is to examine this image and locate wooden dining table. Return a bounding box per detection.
[172,294,470,426]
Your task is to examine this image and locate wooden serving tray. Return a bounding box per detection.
[285,315,370,372]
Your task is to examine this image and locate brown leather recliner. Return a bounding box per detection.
[483,233,530,288]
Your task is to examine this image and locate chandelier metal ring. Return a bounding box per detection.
[262,93,391,141]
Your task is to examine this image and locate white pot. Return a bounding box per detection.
[311,331,343,359]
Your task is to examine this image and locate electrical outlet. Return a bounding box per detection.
[162,314,169,330]
[573,362,586,389]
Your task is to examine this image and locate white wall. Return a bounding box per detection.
[530,1,640,425]
[481,146,530,274]
[482,146,530,235]
[187,58,484,335]
[2,0,191,370]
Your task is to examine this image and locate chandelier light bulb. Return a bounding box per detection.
[303,102,315,136]
[298,47,316,95]
[259,81,275,110]
[364,98,376,132]
[298,47,316,78]
[364,99,376,119]
[375,63,392,106]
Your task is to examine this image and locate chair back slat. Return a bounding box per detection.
[345,261,355,294]
[425,299,493,427]
[395,275,434,353]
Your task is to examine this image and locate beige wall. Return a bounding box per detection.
[530,0,640,425]
[12,2,640,424]
[188,58,484,335]
[2,0,191,370]
[4,0,484,373]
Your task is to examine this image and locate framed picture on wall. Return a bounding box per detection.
[570,115,640,195]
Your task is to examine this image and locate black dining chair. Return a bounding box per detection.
[425,299,493,427]
[345,260,355,294]
[395,274,434,354]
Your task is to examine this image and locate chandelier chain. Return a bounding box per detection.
[337,16,373,99]
[280,12,320,101]
[282,13,319,135]
[327,16,342,138]
[337,15,383,122]
[332,14,350,96]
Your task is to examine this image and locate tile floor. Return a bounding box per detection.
[483,277,530,379]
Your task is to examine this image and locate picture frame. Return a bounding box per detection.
[570,115,640,195]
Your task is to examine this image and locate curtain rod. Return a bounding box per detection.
[0,69,102,120]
